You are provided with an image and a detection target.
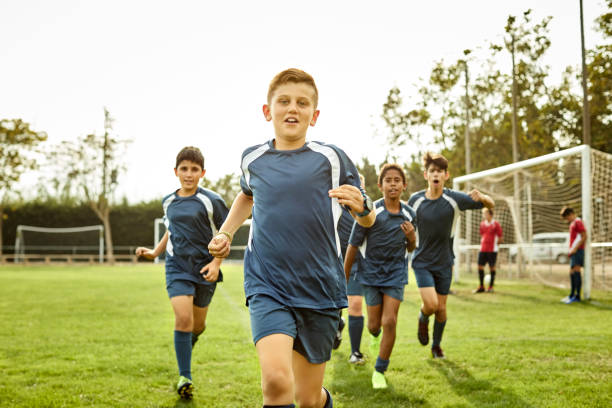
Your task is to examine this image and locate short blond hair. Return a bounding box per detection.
[267,68,319,108]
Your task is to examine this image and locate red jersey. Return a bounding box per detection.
[480,220,502,252]
[569,218,586,250]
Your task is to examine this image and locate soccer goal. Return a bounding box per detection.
[14,225,104,263]
[453,145,612,299]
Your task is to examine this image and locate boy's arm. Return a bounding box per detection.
[569,229,587,255]
[208,192,254,258]
[344,244,359,282]
[328,185,376,227]
[401,221,417,252]
[135,231,168,260]
[200,257,223,282]
[469,189,494,210]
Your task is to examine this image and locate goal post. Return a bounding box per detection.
[14,225,104,263]
[452,145,612,300]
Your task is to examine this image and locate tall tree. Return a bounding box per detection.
[47,108,129,261]
[200,173,241,206]
[0,119,47,254]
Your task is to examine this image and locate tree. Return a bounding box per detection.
[47,108,129,261]
[0,119,47,255]
[200,173,241,206]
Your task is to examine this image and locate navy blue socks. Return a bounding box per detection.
[375,356,390,374]
[174,330,192,379]
[348,315,364,354]
[432,319,446,348]
[573,272,582,300]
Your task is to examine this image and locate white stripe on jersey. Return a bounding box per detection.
[197,192,217,236]
[307,141,342,257]
[162,195,176,256]
[242,144,270,191]
[402,208,414,222]
[359,204,386,259]
[442,193,460,238]
[411,196,425,248]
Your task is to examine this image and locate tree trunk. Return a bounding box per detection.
[89,201,114,262]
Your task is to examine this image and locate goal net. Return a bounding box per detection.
[452,145,612,299]
[14,225,104,263]
[154,218,252,263]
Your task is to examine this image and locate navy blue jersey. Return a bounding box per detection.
[162,187,229,285]
[338,206,362,278]
[349,199,416,287]
[408,188,483,270]
[240,140,362,309]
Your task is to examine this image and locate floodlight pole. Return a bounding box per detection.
[580,0,591,146]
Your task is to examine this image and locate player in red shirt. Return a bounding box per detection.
[475,208,503,293]
[560,206,587,303]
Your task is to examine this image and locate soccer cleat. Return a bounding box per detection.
[333,317,346,350]
[561,296,572,304]
[431,345,445,359]
[568,296,581,304]
[370,331,381,355]
[418,319,429,346]
[371,371,388,389]
[176,376,193,399]
[348,351,365,365]
[487,286,494,293]
[474,286,485,293]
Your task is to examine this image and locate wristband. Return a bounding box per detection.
[216,230,233,242]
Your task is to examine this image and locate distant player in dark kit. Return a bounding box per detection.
[335,175,367,365]
[560,206,587,304]
[208,68,376,408]
[475,208,502,293]
[408,152,494,359]
[344,164,416,389]
[135,146,229,399]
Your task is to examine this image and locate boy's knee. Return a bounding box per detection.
[193,322,206,335]
[262,369,292,399]
[381,314,397,330]
[423,300,438,314]
[174,314,193,331]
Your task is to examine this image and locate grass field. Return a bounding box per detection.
[1,264,611,408]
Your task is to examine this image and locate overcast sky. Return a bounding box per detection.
[1,0,608,203]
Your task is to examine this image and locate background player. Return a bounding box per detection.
[560,206,587,304]
[135,146,228,399]
[344,163,416,389]
[208,68,375,408]
[336,174,367,365]
[408,152,494,359]
[475,208,503,293]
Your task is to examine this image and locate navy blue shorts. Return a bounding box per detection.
[478,252,498,267]
[571,249,584,268]
[248,294,340,364]
[347,272,364,296]
[166,279,217,308]
[413,267,452,295]
[362,285,404,306]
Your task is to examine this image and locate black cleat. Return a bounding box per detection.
[431,345,445,359]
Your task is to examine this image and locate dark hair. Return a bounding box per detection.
[267,68,319,108]
[175,146,204,169]
[423,151,448,171]
[560,206,574,217]
[378,163,406,185]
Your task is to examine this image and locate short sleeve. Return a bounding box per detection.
[449,190,484,211]
[212,196,230,230]
[349,222,367,247]
[332,145,360,190]
[575,220,586,233]
[240,174,253,196]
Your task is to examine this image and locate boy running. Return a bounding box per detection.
[336,175,367,365]
[135,146,228,399]
[474,208,503,293]
[344,164,416,389]
[208,68,375,408]
[560,206,587,303]
[408,152,493,359]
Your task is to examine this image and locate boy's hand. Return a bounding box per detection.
[135,247,155,260]
[329,185,364,213]
[400,221,415,239]
[208,234,231,258]
[469,189,484,202]
[200,260,220,282]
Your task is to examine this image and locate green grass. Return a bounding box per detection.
[1,264,611,407]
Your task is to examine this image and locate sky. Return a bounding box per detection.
[1,0,608,203]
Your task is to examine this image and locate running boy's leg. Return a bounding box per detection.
[170,294,195,396]
[256,334,295,406]
[293,352,329,408]
[192,305,209,346]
